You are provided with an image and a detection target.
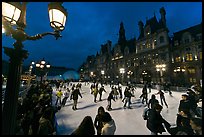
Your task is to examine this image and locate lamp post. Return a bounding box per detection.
[127,70,133,85]
[119,68,125,85]
[27,61,35,86]
[2,2,67,134]
[174,67,185,86]
[142,70,147,84]
[101,70,105,85]
[90,71,94,82]
[156,64,166,84]
[36,58,51,82]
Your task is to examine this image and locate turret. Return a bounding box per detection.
[160,7,166,27]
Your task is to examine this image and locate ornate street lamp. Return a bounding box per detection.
[2,2,68,134]
[101,70,105,85]
[119,68,125,85]
[26,61,35,86]
[156,64,166,84]
[36,58,51,82]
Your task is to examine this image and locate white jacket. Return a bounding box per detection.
[101,119,116,135]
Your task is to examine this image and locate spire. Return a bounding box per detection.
[118,21,126,45]
[160,7,166,27]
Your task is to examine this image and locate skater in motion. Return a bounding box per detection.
[148,94,159,109]
[146,103,171,135]
[98,86,106,101]
[123,86,134,109]
[106,91,115,111]
[155,89,168,108]
[55,89,63,106]
[70,86,82,110]
[140,84,148,105]
[61,88,70,107]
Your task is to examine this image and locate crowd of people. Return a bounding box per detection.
[12,79,202,135]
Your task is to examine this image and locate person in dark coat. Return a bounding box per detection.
[140,84,148,105]
[118,86,123,99]
[187,89,201,117]
[71,116,95,135]
[94,106,106,135]
[148,94,159,109]
[123,87,134,109]
[155,89,168,108]
[98,86,106,101]
[177,94,191,127]
[106,91,115,111]
[146,103,170,135]
[70,87,82,110]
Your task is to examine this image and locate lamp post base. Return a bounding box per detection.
[2,47,28,135]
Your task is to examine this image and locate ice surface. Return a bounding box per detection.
[53,82,187,135]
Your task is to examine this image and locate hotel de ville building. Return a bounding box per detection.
[79,7,202,87]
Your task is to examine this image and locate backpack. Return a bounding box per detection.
[142,107,150,120]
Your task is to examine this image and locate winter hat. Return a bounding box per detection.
[101,112,112,122]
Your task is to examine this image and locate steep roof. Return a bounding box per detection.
[145,16,161,33]
[173,23,202,41]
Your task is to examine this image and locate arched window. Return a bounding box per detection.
[160,36,164,43]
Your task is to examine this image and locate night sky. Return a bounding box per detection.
[2,2,202,70]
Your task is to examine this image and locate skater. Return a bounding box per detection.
[91,84,98,103]
[118,86,123,99]
[61,88,70,107]
[148,94,159,109]
[147,82,152,93]
[146,103,171,135]
[106,91,115,111]
[140,84,148,105]
[98,86,106,101]
[155,89,168,108]
[94,106,106,135]
[123,87,134,109]
[55,89,63,106]
[70,87,82,110]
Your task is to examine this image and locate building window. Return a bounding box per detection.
[189,78,196,83]
[188,68,196,74]
[184,38,190,44]
[146,43,151,48]
[186,53,193,61]
[160,36,164,43]
[175,56,181,62]
[199,52,202,60]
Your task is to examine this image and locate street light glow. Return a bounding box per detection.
[119,68,125,74]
